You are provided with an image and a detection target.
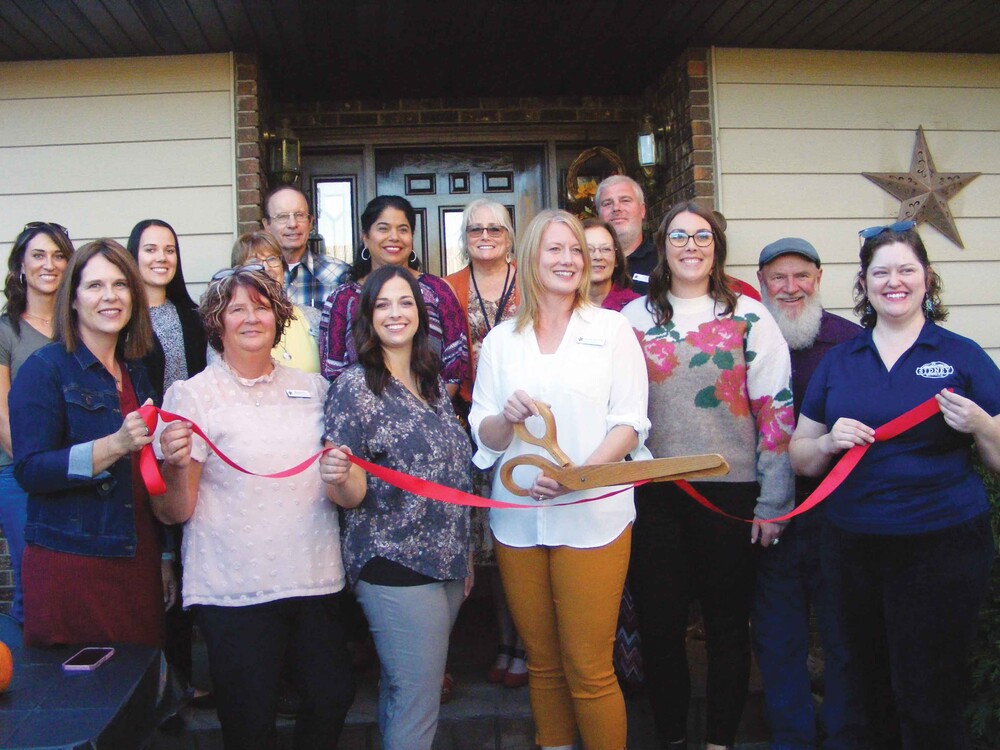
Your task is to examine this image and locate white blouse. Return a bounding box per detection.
[469,306,651,548]
[156,359,346,608]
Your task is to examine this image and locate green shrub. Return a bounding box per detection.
[968,459,1000,749]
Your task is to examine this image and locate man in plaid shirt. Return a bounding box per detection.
[263,185,349,310]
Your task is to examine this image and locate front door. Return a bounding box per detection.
[375,147,545,276]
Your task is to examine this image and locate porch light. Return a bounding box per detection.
[266,118,301,186]
[637,114,667,179]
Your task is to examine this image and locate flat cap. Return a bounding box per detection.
[758,237,821,268]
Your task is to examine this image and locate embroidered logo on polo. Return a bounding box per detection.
[916,361,954,379]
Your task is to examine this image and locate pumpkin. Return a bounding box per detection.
[0,640,12,692]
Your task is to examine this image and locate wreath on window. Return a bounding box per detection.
[565,147,627,220]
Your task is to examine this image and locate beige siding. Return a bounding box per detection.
[0,54,237,288]
[712,48,1000,363]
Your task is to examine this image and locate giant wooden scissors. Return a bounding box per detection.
[500,402,729,497]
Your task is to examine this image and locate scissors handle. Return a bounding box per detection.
[512,401,573,466]
[499,454,566,497]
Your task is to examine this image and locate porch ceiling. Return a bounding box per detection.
[2,0,999,100]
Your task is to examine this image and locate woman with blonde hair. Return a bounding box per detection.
[470,209,649,750]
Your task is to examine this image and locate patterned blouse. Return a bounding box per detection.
[319,274,469,385]
[324,365,472,584]
[149,300,188,391]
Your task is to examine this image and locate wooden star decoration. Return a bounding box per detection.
[862,126,980,249]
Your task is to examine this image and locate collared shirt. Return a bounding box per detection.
[801,321,1000,534]
[625,237,657,294]
[469,306,651,549]
[157,360,346,607]
[285,251,350,311]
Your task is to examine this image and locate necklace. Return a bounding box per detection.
[23,311,53,324]
[469,262,515,333]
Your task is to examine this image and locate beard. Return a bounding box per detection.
[616,222,642,251]
[761,287,824,350]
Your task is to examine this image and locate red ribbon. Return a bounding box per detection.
[137,405,643,510]
[139,394,942,520]
[674,394,944,524]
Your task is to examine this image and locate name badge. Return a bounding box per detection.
[632,272,649,284]
[576,335,605,347]
[285,389,312,399]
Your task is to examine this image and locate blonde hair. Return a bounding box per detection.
[514,210,592,331]
[231,231,287,272]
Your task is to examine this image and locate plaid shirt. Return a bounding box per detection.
[285,251,350,310]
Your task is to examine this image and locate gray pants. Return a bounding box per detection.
[356,578,465,750]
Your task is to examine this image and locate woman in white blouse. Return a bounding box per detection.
[155,266,353,749]
[469,209,649,750]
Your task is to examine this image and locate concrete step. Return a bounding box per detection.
[150,642,768,750]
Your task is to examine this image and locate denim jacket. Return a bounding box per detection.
[11,342,157,557]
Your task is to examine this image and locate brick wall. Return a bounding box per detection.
[641,47,716,225]
[275,95,638,132]
[235,53,269,235]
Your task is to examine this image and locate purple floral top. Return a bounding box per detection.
[319,273,469,384]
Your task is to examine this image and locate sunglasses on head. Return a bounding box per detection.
[858,220,916,243]
[210,263,267,282]
[23,221,70,238]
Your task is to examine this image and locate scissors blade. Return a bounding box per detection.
[550,454,729,490]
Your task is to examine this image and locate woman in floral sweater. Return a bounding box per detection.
[622,201,794,750]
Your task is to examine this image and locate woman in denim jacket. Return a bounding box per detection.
[10,239,164,648]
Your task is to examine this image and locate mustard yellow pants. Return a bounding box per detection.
[494,526,631,749]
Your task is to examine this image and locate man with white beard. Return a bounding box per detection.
[752,237,863,750]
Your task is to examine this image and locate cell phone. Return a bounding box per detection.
[61,646,115,672]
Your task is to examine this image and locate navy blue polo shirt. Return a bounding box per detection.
[801,321,1000,535]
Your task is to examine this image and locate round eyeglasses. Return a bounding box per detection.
[667,230,714,248]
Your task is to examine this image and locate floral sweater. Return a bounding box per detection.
[622,293,795,521]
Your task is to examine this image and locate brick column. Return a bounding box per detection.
[234,53,267,235]
[641,48,717,225]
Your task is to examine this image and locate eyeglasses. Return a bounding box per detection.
[267,212,310,226]
[210,263,266,282]
[667,229,714,248]
[23,221,70,238]
[588,245,615,256]
[465,225,507,239]
[259,255,283,268]
[858,220,916,243]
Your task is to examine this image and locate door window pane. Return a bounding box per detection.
[315,178,355,264]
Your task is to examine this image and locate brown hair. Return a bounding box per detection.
[513,210,592,332]
[199,267,295,353]
[646,201,738,326]
[4,223,76,336]
[353,265,441,402]
[55,239,154,359]
[582,217,631,290]
[853,226,947,328]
